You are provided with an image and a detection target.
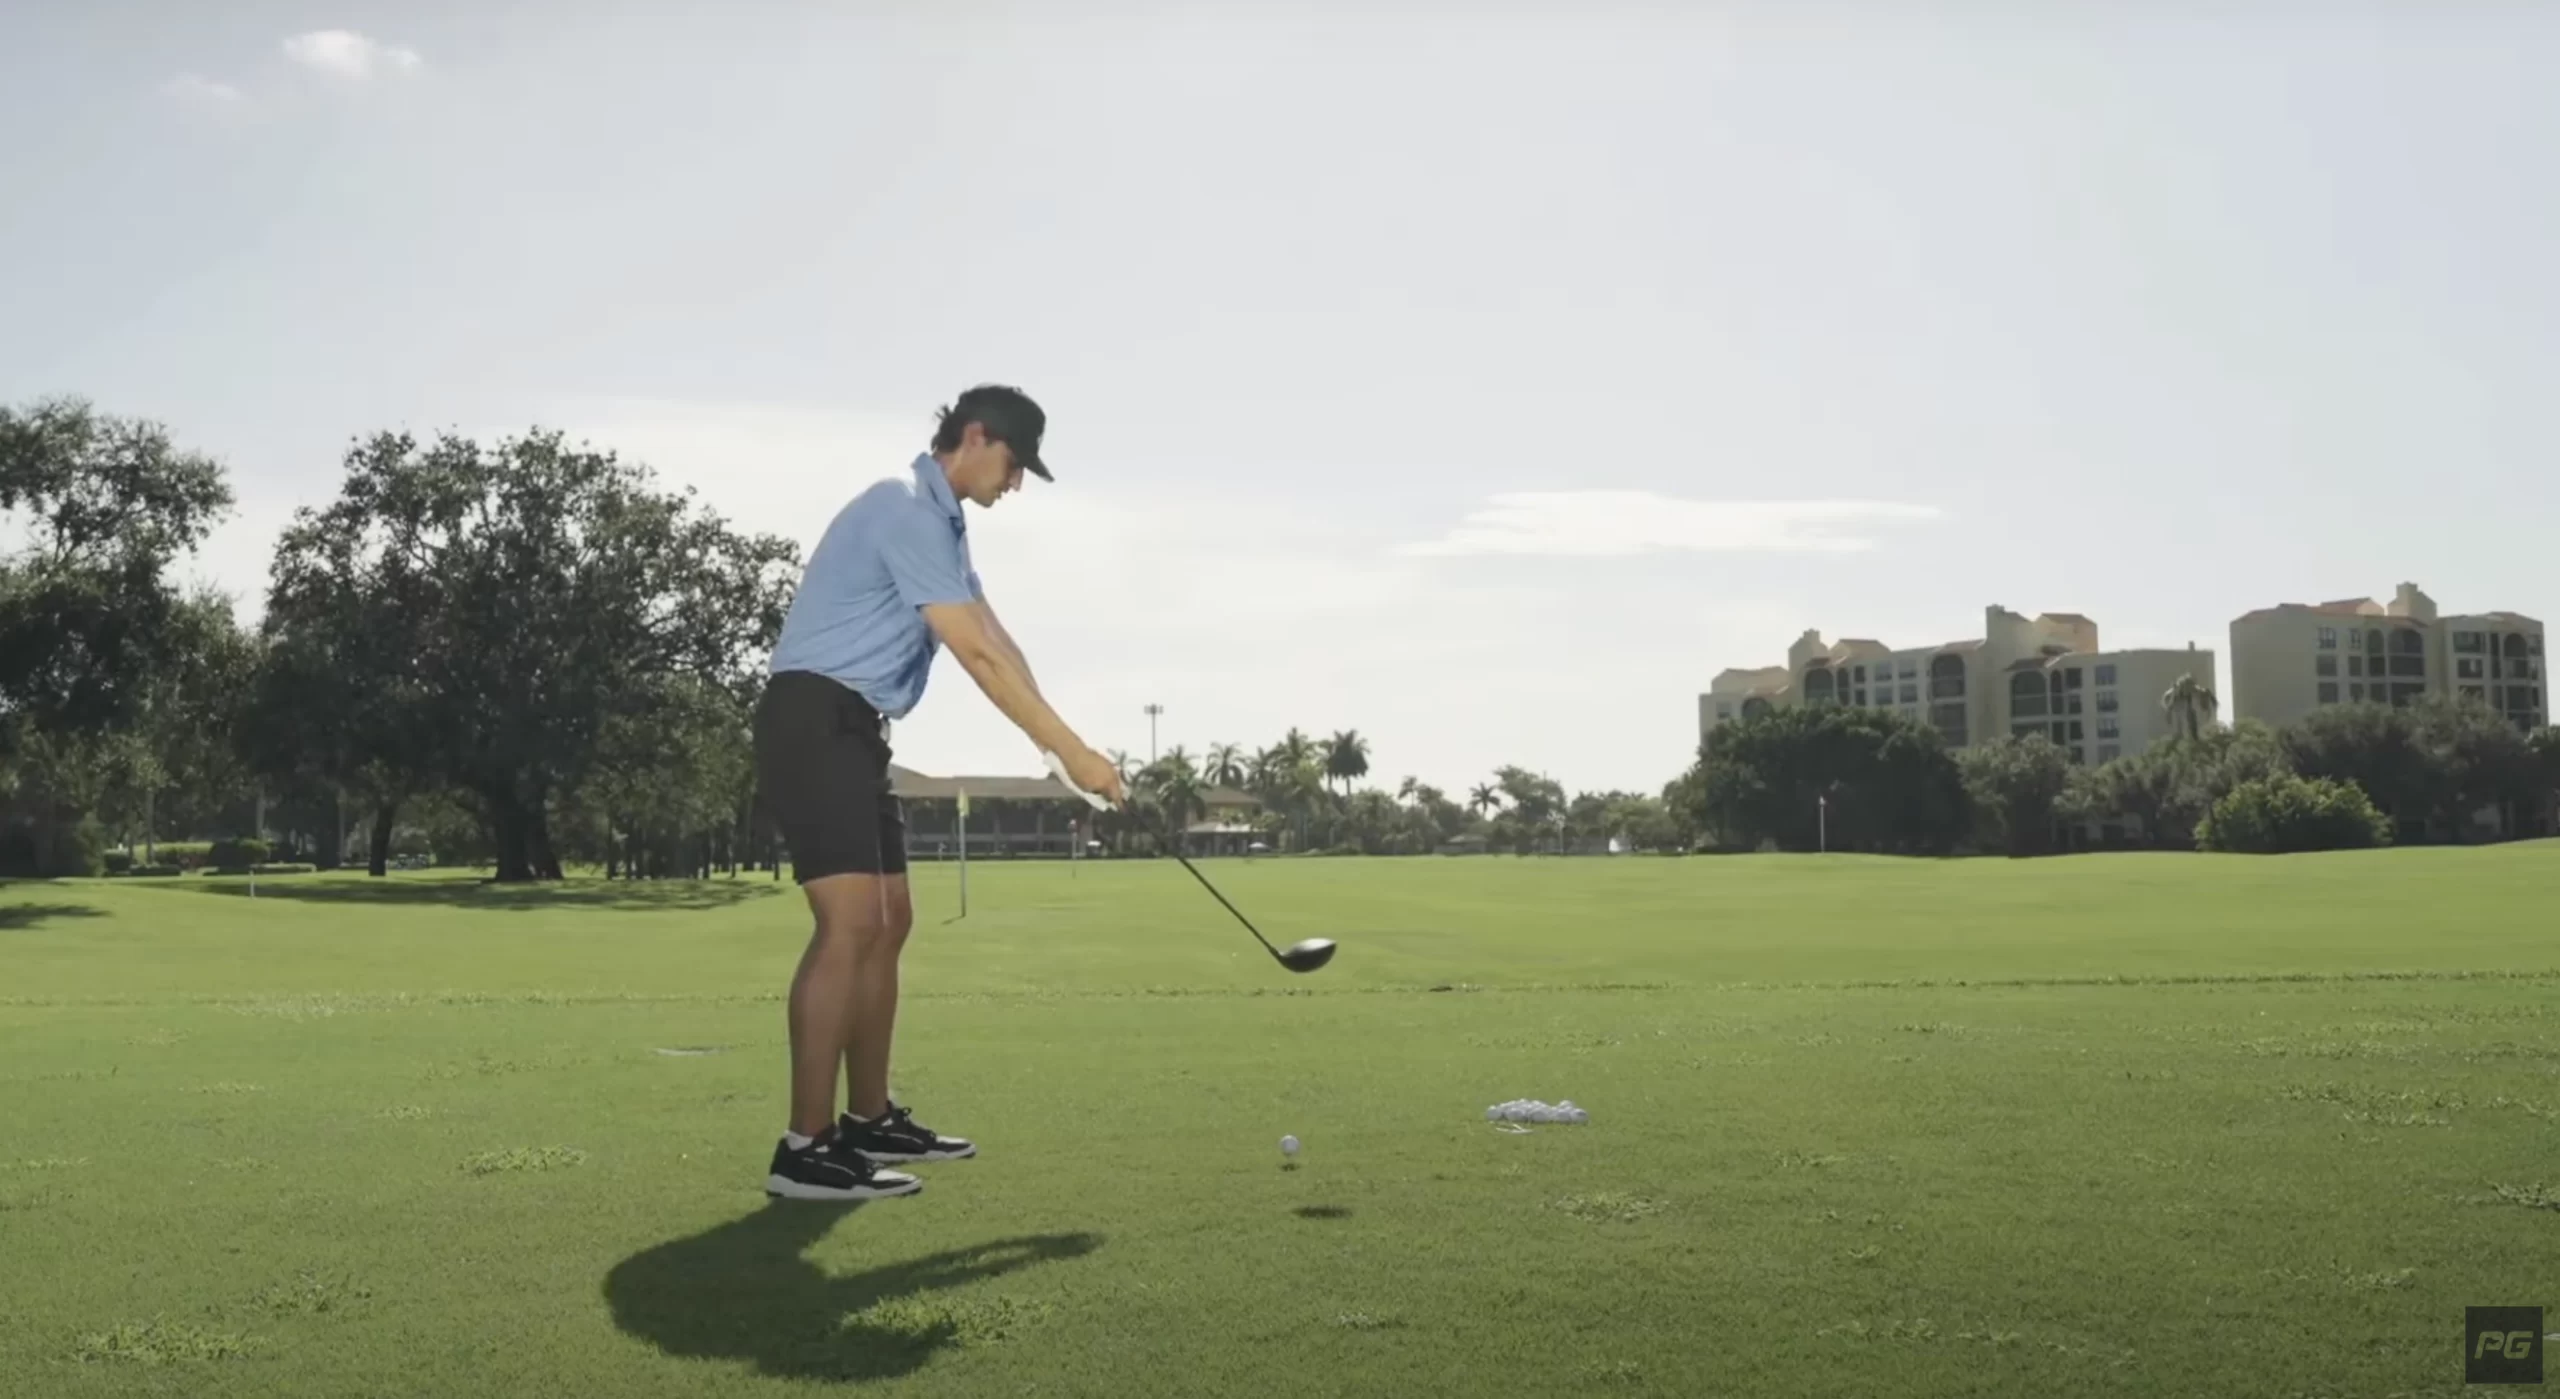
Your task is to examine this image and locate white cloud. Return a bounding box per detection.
[281,30,424,80]
[162,74,247,106]
[1398,490,1944,558]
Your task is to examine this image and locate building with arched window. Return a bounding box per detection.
[1697,605,2216,765]
[2228,582,2545,732]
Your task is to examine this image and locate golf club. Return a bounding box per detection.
[1043,752,1338,974]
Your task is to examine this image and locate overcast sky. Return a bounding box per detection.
[5,4,2554,795]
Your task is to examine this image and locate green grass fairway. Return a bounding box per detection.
[6,848,2558,1397]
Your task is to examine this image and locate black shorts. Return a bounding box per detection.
[753,670,908,882]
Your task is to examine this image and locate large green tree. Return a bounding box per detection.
[263,428,799,881]
[1682,706,1972,855]
[97,589,260,860]
[2075,721,2288,850]
[1959,733,2075,856]
[0,398,236,874]
[2273,696,2539,841]
[2408,694,2545,840]
[555,674,758,878]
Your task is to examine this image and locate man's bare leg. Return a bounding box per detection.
[786,872,899,1138]
[841,874,913,1121]
[827,873,975,1161]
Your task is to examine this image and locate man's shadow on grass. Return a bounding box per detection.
[604,1204,1102,1383]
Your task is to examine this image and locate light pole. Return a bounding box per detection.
[1143,703,1164,763]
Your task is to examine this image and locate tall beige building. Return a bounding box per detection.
[2228,582,2546,731]
[1698,605,2216,765]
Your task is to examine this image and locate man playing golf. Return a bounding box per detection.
[752,384,1126,1200]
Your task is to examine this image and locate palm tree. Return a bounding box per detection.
[1149,763,1209,855]
[1247,745,1287,800]
[1277,728,1316,773]
[1280,760,1328,850]
[1323,730,1371,795]
[1204,742,1247,791]
[1159,745,1196,783]
[1468,783,1502,818]
[2160,673,2218,745]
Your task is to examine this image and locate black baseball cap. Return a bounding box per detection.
[939,383,1054,482]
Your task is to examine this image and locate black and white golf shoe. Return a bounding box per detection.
[764,1129,923,1201]
[838,1101,977,1163]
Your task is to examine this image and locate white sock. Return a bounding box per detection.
[783,1129,815,1150]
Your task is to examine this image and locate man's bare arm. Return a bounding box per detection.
[921,600,1078,757]
[977,595,1042,697]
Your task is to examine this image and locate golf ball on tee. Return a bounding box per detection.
[1280,1134,1300,1156]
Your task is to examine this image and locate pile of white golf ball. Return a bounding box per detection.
[1486,1098,1588,1124]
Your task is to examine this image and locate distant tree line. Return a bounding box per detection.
[1675,695,2560,857]
[3,396,1706,881]
[1102,737,1699,858]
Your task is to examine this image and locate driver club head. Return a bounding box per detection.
[1276,938,1337,974]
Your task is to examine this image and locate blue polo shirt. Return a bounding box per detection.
[767,455,983,719]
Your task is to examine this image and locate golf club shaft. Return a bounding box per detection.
[1164,849,1285,960]
[1043,751,1289,964]
[1127,796,1287,961]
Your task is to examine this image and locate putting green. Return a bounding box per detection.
[4,847,2555,1396]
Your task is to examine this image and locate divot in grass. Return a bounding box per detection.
[2473,1182,2560,1212]
[848,1293,1052,1349]
[2260,1264,2417,1291]
[71,1319,263,1365]
[1818,1317,1941,1343]
[2236,1038,2419,1062]
[251,1270,375,1315]
[459,1146,587,1176]
[1549,1192,1667,1223]
[1332,1311,1405,1331]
